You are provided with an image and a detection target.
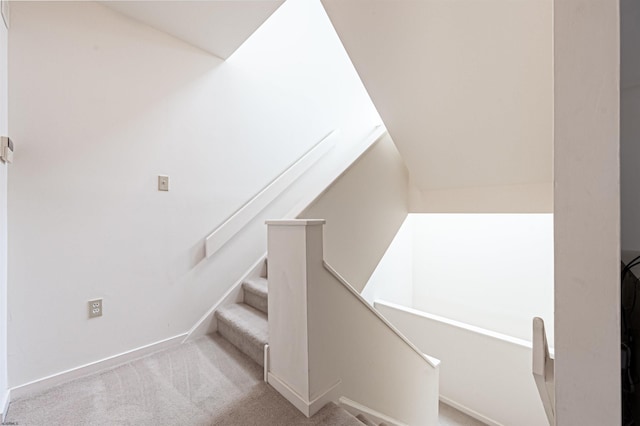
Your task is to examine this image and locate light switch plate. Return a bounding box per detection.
[158,175,169,191]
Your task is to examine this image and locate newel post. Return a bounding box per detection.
[265,219,341,417]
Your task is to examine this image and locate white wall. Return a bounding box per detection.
[554,0,620,424]
[377,302,548,426]
[410,182,553,214]
[7,0,380,388]
[99,1,284,59]
[299,133,408,292]
[0,1,8,416]
[412,214,554,343]
[621,0,640,252]
[361,215,414,306]
[321,0,553,213]
[365,214,554,424]
[266,220,439,425]
[363,214,554,343]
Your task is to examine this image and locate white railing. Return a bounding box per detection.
[532,317,555,425]
[204,125,387,259]
[323,262,438,369]
[265,220,440,425]
[375,300,551,426]
[205,130,338,258]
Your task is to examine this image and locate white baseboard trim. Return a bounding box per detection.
[184,255,266,342]
[1,388,10,422]
[267,372,341,418]
[10,333,186,401]
[440,396,504,426]
[338,396,408,426]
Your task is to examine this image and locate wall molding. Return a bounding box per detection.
[10,333,186,401]
[205,130,338,258]
[267,372,341,418]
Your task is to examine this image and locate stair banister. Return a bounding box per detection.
[532,317,555,425]
[265,219,342,417]
[323,262,438,368]
[266,219,440,425]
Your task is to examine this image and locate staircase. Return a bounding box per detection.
[356,414,389,426]
[213,261,391,426]
[215,276,268,367]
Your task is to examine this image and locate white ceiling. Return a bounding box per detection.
[320,0,553,192]
[100,0,284,59]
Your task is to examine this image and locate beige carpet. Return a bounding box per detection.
[5,333,486,426]
[5,334,361,426]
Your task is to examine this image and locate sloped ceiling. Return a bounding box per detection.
[100,0,284,59]
[320,0,553,192]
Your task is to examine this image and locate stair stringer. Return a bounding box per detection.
[183,254,266,342]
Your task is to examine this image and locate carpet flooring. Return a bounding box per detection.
[5,333,485,425]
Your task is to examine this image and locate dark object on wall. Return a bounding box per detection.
[622,258,640,425]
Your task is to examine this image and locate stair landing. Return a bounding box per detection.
[4,334,364,425]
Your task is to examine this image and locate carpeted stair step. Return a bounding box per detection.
[242,277,268,315]
[311,402,368,425]
[355,414,377,426]
[353,413,390,426]
[215,303,268,367]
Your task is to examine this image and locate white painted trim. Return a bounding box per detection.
[323,262,439,369]
[184,254,266,342]
[439,396,505,426]
[374,300,543,351]
[205,130,338,258]
[338,397,408,426]
[263,344,269,383]
[0,388,9,422]
[532,317,555,425]
[265,219,326,226]
[10,333,186,400]
[308,380,341,417]
[267,372,341,417]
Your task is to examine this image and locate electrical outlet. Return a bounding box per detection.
[88,299,102,318]
[158,175,169,191]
